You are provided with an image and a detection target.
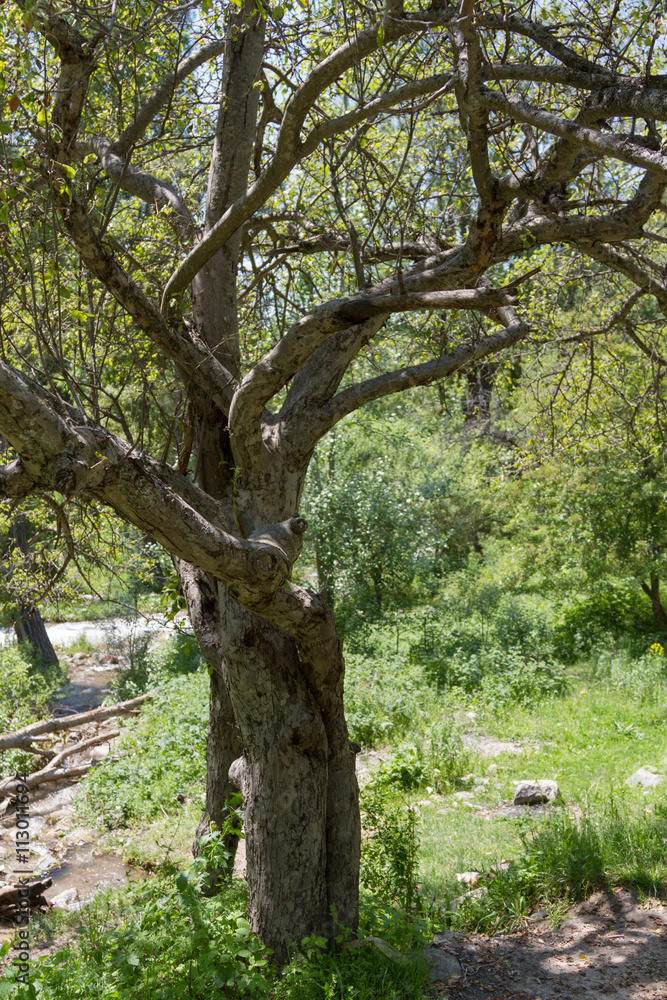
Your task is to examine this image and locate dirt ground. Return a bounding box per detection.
[430,889,667,1000]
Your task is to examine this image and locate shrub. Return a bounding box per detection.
[0,644,62,778]
[113,632,204,699]
[81,672,208,829]
[360,778,422,913]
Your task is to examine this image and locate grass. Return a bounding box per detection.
[412,669,667,926]
[78,672,208,830]
[8,875,431,1000]
[4,597,667,998]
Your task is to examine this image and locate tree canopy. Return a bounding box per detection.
[3,0,667,955]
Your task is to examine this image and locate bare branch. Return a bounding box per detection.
[112,40,226,156]
[484,90,667,183]
[314,313,530,433]
[160,10,453,307]
[229,285,519,468]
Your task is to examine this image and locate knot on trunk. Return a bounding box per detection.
[246,514,308,589]
[228,756,249,797]
[52,455,90,495]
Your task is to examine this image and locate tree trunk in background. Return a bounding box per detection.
[464,361,496,423]
[9,516,58,665]
[642,575,667,632]
[13,604,58,665]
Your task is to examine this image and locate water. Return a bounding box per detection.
[43,844,147,905]
[0,614,190,649]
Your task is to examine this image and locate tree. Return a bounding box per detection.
[5,514,59,664]
[3,0,667,956]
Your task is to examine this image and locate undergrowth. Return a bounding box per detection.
[449,796,667,932]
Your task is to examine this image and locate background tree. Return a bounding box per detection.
[3,0,667,957]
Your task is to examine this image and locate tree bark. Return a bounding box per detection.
[641,575,667,631]
[8,516,58,666]
[220,584,330,959]
[174,559,241,875]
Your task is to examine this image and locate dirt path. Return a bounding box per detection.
[432,889,667,999]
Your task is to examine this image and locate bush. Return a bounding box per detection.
[81,672,208,829]
[113,632,204,699]
[0,644,63,778]
[553,583,652,658]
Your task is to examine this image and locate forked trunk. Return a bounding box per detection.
[642,575,667,632]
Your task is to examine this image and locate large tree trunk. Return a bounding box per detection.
[642,575,667,632]
[219,580,360,960]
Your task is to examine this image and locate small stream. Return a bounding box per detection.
[0,622,170,913]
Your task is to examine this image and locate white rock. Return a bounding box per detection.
[513,779,561,806]
[452,790,474,800]
[456,871,481,886]
[50,887,79,909]
[626,767,666,789]
[473,777,489,787]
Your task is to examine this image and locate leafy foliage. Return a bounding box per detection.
[81,671,208,829]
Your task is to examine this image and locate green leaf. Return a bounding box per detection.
[377,23,385,46]
[36,106,48,126]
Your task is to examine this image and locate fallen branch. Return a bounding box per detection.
[46,729,119,770]
[0,692,153,751]
[0,763,94,797]
[0,729,120,799]
[0,878,53,908]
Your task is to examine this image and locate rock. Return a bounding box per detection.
[73,652,89,662]
[527,908,548,921]
[489,859,512,877]
[486,764,499,775]
[0,878,52,906]
[452,790,474,800]
[473,777,489,788]
[34,853,58,872]
[98,653,118,664]
[513,779,561,805]
[62,828,95,846]
[625,767,666,789]
[423,945,462,984]
[89,744,110,761]
[46,808,72,827]
[456,871,482,886]
[49,887,78,909]
[432,930,455,944]
[449,886,487,912]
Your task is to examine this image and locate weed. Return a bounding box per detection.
[80,672,208,829]
[359,778,422,913]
